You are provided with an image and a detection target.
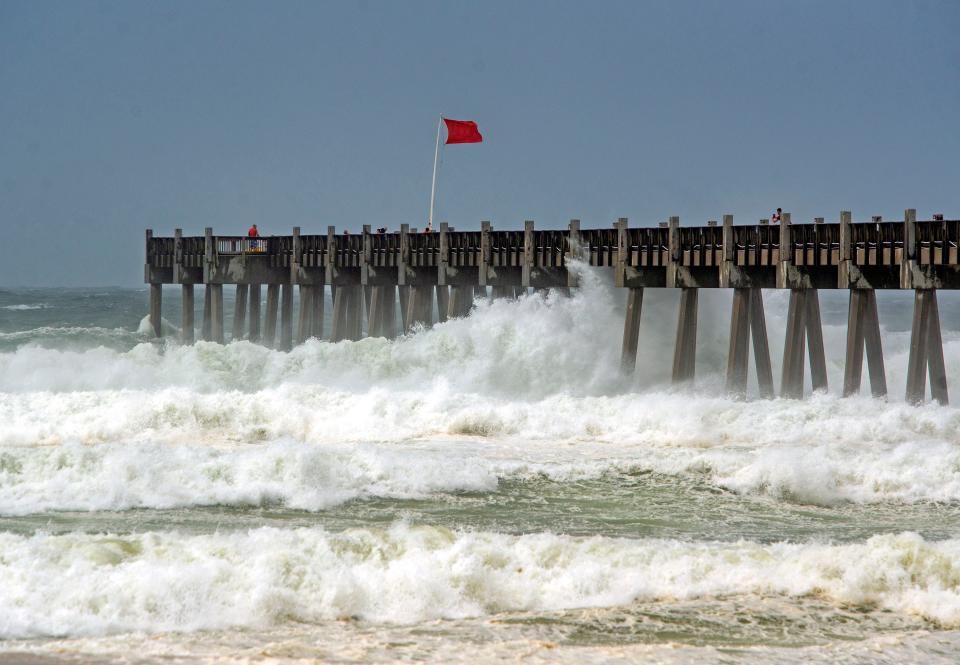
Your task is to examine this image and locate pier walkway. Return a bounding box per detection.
[146,211,958,404]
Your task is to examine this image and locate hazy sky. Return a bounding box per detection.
[1,0,958,286]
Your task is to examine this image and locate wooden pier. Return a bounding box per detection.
[146,210,958,404]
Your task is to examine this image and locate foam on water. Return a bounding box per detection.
[1,304,51,311]
[1,385,959,513]
[1,525,959,638]
[1,267,960,511]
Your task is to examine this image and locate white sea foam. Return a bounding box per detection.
[1,526,959,638]
[1,387,959,513]
[0,439,501,515]
[0,304,50,311]
[1,268,959,512]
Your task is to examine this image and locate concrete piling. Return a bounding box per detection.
[436,286,449,323]
[210,284,224,343]
[405,285,433,331]
[248,284,261,343]
[671,288,698,384]
[364,286,373,325]
[448,285,474,319]
[181,284,194,344]
[780,289,827,398]
[311,285,324,340]
[781,290,807,399]
[749,289,775,399]
[725,288,751,396]
[330,286,349,342]
[805,290,828,392]
[297,285,314,343]
[907,289,949,405]
[367,286,385,338]
[331,285,363,342]
[862,291,887,397]
[264,284,279,348]
[149,284,162,338]
[843,291,867,397]
[279,284,293,350]
[927,291,949,405]
[202,285,213,341]
[347,285,363,340]
[398,285,410,332]
[367,286,397,338]
[844,290,887,397]
[620,288,643,375]
[232,284,248,341]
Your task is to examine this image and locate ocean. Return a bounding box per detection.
[2,269,960,664]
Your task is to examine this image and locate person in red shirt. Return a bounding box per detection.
[247,224,260,252]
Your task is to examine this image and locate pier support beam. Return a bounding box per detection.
[781,291,806,399]
[331,285,363,342]
[364,286,373,325]
[202,286,212,341]
[248,285,261,343]
[367,286,385,338]
[348,285,363,340]
[263,284,279,347]
[448,285,474,319]
[726,289,750,396]
[906,289,949,405]
[398,285,410,333]
[621,288,643,375]
[671,288,698,384]
[368,286,397,338]
[750,289,775,398]
[780,289,828,398]
[209,284,224,343]
[181,284,194,344]
[279,283,293,350]
[232,284,248,341]
[725,289,775,398]
[436,285,449,323]
[331,286,348,342]
[297,285,315,343]
[149,284,162,338]
[312,285,324,340]
[492,286,515,299]
[405,285,433,331]
[843,290,887,397]
[806,290,828,392]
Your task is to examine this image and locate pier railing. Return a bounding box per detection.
[149,216,960,278]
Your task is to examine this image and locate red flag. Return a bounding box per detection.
[444,118,483,144]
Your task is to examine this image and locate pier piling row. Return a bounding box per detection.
[147,211,958,403]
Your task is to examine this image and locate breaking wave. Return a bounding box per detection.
[1,269,960,512]
[2,526,959,638]
[1,389,960,513]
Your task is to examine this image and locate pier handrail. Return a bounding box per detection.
[148,216,960,272]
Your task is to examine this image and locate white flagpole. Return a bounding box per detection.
[428,115,443,228]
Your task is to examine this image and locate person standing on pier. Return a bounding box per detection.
[248,224,258,237]
[771,208,782,223]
